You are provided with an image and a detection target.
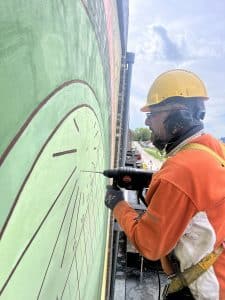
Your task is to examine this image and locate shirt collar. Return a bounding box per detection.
[166,130,205,157]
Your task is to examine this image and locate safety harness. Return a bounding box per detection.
[164,142,225,295]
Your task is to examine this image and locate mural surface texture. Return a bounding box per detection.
[0,0,121,299]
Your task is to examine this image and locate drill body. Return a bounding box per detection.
[83,167,154,206]
[103,167,153,206]
[103,167,153,193]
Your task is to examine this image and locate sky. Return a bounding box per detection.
[127,0,225,138]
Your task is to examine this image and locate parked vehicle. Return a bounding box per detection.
[134,150,143,168]
[125,150,136,167]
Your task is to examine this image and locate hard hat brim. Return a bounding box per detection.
[140,96,209,112]
[140,104,151,112]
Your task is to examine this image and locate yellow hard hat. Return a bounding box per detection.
[141,69,208,112]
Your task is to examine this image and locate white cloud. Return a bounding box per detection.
[135,24,187,62]
[205,97,225,137]
[128,0,225,138]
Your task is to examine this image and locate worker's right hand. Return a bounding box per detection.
[105,185,124,210]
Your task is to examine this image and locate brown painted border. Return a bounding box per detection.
[0,80,97,167]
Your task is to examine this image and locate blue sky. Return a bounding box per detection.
[127,0,225,138]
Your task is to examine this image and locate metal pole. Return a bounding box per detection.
[119,52,135,166]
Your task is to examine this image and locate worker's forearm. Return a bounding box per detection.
[113,201,162,260]
[113,201,138,228]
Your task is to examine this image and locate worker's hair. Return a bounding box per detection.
[181,98,206,120]
[149,96,206,151]
[152,96,206,120]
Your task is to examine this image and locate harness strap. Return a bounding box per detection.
[168,245,224,294]
[180,142,225,166]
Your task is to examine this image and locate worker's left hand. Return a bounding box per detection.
[105,185,124,210]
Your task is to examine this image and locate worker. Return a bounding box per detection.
[105,69,225,299]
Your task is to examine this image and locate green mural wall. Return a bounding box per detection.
[0,0,121,299]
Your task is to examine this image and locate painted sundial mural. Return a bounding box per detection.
[0,0,121,299]
[1,83,108,299]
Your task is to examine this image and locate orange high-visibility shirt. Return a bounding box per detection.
[114,134,225,299]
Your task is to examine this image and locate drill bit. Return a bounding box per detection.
[81,170,103,174]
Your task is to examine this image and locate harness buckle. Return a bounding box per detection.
[162,275,175,299]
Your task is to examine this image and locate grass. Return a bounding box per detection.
[143,147,165,161]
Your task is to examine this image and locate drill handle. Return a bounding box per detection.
[137,189,148,207]
[112,178,120,190]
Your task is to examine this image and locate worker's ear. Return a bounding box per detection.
[195,111,205,120]
[164,110,193,136]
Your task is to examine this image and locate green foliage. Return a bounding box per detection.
[144,147,165,161]
[131,127,151,141]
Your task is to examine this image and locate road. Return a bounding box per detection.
[133,141,163,171]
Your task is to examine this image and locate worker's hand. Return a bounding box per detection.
[105,185,124,210]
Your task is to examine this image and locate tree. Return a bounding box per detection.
[131,127,151,141]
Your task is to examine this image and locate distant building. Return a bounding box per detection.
[220,137,225,143]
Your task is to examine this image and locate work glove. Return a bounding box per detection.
[105,185,124,210]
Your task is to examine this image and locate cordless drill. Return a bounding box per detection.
[83,167,154,206]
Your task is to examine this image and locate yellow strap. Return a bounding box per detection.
[168,246,224,294]
[181,142,225,166]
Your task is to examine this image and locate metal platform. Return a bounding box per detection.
[114,270,167,300]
